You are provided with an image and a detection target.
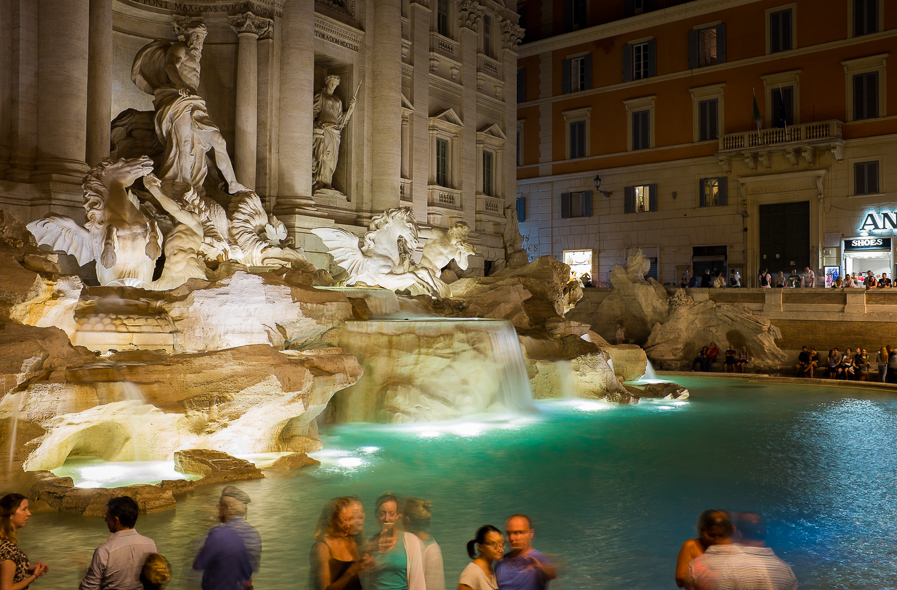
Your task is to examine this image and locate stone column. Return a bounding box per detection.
[370,0,403,214]
[459,5,481,230]
[229,12,272,191]
[34,0,90,181]
[410,1,431,223]
[275,0,316,212]
[85,0,112,167]
[501,18,523,209]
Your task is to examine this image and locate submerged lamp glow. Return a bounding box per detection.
[336,457,364,468]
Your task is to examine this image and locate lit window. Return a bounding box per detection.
[635,185,649,212]
[563,250,593,280]
[633,42,648,80]
[571,56,587,92]
[689,24,726,69]
[699,28,717,66]
[700,177,728,207]
[624,183,657,213]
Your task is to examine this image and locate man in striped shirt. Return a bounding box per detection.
[80,496,157,590]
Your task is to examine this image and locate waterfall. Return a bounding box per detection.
[119,382,147,461]
[640,358,658,381]
[556,360,575,399]
[335,319,535,422]
[315,287,401,317]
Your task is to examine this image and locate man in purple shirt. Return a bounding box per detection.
[193,488,255,590]
[495,514,557,590]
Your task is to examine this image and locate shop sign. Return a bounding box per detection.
[844,237,891,251]
[859,212,897,233]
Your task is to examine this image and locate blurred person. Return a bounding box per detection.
[826,348,842,379]
[80,496,157,590]
[728,270,740,288]
[775,272,785,288]
[887,345,897,384]
[878,272,892,288]
[364,492,425,590]
[701,269,712,288]
[679,273,689,288]
[758,269,771,288]
[348,497,366,548]
[723,345,737,373]
[688,271,700,288]
[703,343,719,372]
[495,514,557,590]
[832,274,843,288]
[402,498,444,590]
[876,345,889,382]
[866,271,877,288]
[0,494,49,590]
[192,489,255,590]
[459,525,502,590]
[217,487,261,577]
[801,267,816,288]
[785,269,801,288]
[615,323,626,345]
[675,510,728,588]
[310,497,370,590]
[808,348,820,377]
[854,348,870,381]
[692,347,709,372]
[713,271,727,289]
[140,554,171,590]
[683,511,739,590]
[796,346,811,378]
[580,273,592,288]
[737,347,750,373]
[726,512,798,590]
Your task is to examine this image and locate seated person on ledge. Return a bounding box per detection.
[839,352,855,380]
[878,273,892,288]
[809,347,820,377]
[827,348,843,379]
[703,343,719,372]
[724,345,737,373]
[796,346,811,377]
[692,347,708,372]
[737,347,750,373]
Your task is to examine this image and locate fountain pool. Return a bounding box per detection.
[16,377,897,589]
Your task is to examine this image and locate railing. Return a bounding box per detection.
[476,194,503,215]
[719,120,843,152]
[430,32,458,60]
[427,185,462,209]
[477,53,502,79]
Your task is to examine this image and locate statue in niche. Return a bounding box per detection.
[414,222,477,298]
[131,21,248,200]
[142,173,209,290]
[312,74,358,195]
[312,207,434,293]
[27,156,163,288]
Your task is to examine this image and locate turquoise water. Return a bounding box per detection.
[15,378,897,589]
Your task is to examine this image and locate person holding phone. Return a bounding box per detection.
[364,493,425,590]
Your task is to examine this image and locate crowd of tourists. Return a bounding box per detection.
[679,266,896,289]
[1,489,801,590]
[692,343,750,373]
[797,344,897,382]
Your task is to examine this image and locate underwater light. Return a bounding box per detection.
[336,457,364,468]
[418,430,441,438]
[575,402,612,412]
[359,446,381,453]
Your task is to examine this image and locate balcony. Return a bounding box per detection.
[427,185,462,209]
[476,194,504,216]
[430,32,458,61]
[717,120,845,171]
[477,52,502,80]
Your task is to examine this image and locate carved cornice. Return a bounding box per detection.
[125,0,284,18]
[229,11,273,38]
[458,0,483,32]
[314,14,364,52]
[500,18,524,50]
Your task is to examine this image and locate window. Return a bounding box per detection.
[516,120,524,167]
[688,24,726,69]
[853,72,879,120]
[623,40,656,82]
[482,151,494,196]
[625,0,657,17]
[561,191,593,218]
[564,0,588,32]
[563,250,593,280]
[771,85,794,128]
[699,177,728,207]
[569,121,587,158]
[624,96,655,151]
[624,184,657,213]
[563,55,592,93]
[852,0,879,37]
[517,68,526,104]
[436,138,449,186]
[698,99,719,141]
[769,9,793,53]
[483,14,493,58]
[842,54,886,122]
[762,70,800,127]
[516,196,525,222]
[854,161,880,195]
[437,0,450,37]
[632,110,650,151]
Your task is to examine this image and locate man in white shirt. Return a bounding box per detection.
[721,512,798,590]
[80,496,157,590]
[801,267,816,288]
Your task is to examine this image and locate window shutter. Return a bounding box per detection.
[699,101,708,141]
[716,24,727,64]
[868,0,879,35]
[783,10,792,51]
[855,163,864,194]
[867,73,879,119]
[646,39,657,77]
[709,99,719,139]
[562,59,572,94]
[853,74,865,120]
[583,54,593,90]
[870,161,880,193]
[648,184,658,212]
[688,30,699,69]
[624,186,635,214]
[718,178,728,206]
[517,69,526,104]
[623,44,633,82]
[632,112,640,150]
[517,196,526,222]
[699,179,706,207]
[563,0,574,32]
[624,0,635,17]
[561,193,572,218]
[770,12,781,53]
[582,190,593,216]
[641,112,650,150]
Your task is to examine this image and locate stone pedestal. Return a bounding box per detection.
[229,12,272,191]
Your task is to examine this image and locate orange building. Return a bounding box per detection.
[516,0,896,287]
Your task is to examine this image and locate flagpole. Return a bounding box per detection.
[778,83,789,139]
[753,88,762,145]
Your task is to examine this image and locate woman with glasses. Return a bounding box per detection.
[458,525,502,590]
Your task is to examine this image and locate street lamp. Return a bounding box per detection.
[594,174,612,198]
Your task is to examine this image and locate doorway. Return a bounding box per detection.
[758,201,809,275]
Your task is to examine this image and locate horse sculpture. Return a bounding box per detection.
[27,156,162,288]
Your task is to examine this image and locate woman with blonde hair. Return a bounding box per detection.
[402,498,444,590]
[364,492,425,590]
[0,494,49,590]
[310,497,371,590]
[140,553,171,590]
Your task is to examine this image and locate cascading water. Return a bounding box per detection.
[6,355,42,474]
[334,318,534,422]
[640,358,658,381]
[119,382,147,461]
[556,360,575,399]
[315,287,401,317]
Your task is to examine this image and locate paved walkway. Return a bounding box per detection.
[657,370,897,392]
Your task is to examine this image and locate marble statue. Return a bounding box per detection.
[229,191,306,267]
[143,173,209,290]
[27,156,163,288]
[312,75,358,194]
[132,21,248,199]
[414,222,476,297]
[312,207,433,293]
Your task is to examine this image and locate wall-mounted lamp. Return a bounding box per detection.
[594,174,612,198]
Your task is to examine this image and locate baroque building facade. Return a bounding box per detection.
[0,0,522,274]
[516,0,896,286]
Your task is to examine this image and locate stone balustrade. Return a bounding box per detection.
[719,120,843,152]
